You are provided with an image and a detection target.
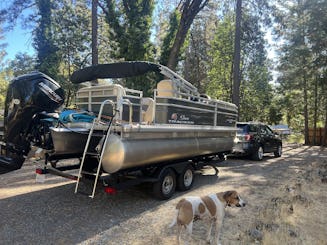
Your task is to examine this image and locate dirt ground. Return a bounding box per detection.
[0,144,326,245]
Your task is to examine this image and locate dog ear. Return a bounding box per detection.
[223,191,234,199]
[223,191,235,205]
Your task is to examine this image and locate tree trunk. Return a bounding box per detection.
[323,85,327,146]
[91,0,98,84]
[167,18,189,69]
[300,17,309,145]
[166,0,209,70]
[303,70,309,145]
[313,76,318,145]
[232,0,242,114]
[92,0,98,65]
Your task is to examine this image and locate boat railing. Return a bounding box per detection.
[124,88,143,99]
[159,65,198,94]
[154,88,237,112]
[75,84,144,124]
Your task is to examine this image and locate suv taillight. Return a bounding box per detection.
[244,134,253,141]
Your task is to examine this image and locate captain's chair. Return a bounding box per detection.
[157,79,176,97]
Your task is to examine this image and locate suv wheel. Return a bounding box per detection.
[252,146,264,161]
[274,144,282,157]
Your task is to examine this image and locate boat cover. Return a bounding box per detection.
[70,62,160,84]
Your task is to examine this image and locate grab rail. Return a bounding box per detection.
[97,99,116,121]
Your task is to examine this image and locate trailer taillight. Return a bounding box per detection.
[104,187,117,195]
[35,168,45,174]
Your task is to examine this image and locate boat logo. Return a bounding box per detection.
[171,113,178,120]
[38,82,63,103]
[179,114,190,121]
[169,113,194,124]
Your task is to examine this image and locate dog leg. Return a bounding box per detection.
[177,225,183,245]
[185,222,193,245]
[169,210,179,228]
[206,219,215,243]
[214,219,223,245]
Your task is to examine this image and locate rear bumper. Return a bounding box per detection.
[232,142,253,155]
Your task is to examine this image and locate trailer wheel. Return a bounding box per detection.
[153,168,176,200]
[177,165,194,191]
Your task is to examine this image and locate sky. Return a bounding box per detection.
[4,26,35,60]
[0,0,35,61]
[2,1,277,71]
[4,25,277,63]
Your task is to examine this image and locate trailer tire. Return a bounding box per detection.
[177,165,194,191]
[153,168,176,200]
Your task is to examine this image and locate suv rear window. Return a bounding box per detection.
[237,124,257,133]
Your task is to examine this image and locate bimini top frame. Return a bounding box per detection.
[70,61,199,97]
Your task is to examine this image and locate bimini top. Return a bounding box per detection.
[70,61,199,96]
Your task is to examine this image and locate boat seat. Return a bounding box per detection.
[157,79,176,97]
[141,97,155,124]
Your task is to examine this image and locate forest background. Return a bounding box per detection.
[0,0,326,145]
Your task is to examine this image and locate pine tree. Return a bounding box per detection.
[100,0,155,95]
[274,0,326,144]
[33,0,60,79]
[207,4,273,122]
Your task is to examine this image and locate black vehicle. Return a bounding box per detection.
[232,122,282,160]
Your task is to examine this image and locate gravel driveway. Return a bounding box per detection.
[1,144,326,245]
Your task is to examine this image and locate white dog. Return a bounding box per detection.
[169,190,246,244]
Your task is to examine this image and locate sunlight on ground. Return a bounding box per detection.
[0,173,74,200]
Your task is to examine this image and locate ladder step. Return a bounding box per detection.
[81,170,97,176]
[86,152,100,156]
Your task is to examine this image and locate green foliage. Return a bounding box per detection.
[182,5,217,93]
[206,13,234,102]
[103,0,155,95]
[53,0,91,71]
[274,0,326,138]
[52,0,92,105]
[206,6,273,122]
[104,0,154,61]
[33,0,61,79]
[0,69,12,110]
[8,53,36,76]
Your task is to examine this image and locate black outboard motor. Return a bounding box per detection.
[0,72,64,174]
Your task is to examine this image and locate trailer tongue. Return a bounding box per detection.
[0,62,237,199]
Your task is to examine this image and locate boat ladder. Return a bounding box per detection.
[74,99,116,198]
